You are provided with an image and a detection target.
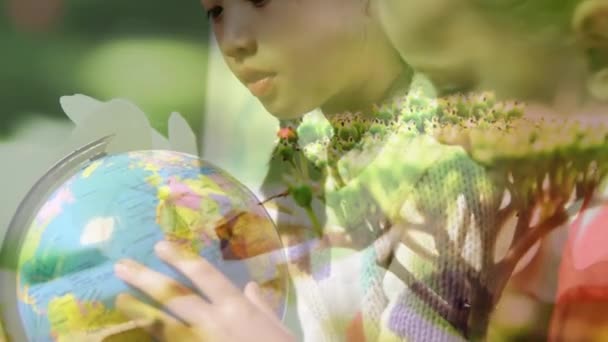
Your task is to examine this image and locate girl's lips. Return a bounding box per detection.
[247,76,275,97]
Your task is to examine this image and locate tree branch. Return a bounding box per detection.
[387,260,469,336]
[398,229,440,263]
[496,203,515,229]
[258,189,290,205]
[501,207,569,273]
[511,208,532,249]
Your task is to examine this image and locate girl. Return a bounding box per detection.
[113,0,415,341]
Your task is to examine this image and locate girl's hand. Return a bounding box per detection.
[113,241,295,341]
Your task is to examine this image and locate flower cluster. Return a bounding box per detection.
[272,85,608,239]
[286,88,525,171]
[274,125,300,163]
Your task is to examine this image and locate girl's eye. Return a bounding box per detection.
[249,0,270,8]
[206,5,223,20]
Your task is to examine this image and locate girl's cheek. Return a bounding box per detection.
[212,24,223,40]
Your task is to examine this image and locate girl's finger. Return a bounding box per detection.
[114,293,187,341]
[154,241,243,302]
[114,259,210,324]
[243,281,281,323]
[62,318,153,341]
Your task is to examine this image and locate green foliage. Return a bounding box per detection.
[1,0,209,137]
[292,87,608,217]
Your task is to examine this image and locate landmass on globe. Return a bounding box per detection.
[4,150,286,341]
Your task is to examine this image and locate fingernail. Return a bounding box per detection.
[114,262,129,277]
[154,241,172,256]
[247,281,262,296]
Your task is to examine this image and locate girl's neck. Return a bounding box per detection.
[320,64,412,118]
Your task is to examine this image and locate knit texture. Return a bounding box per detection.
[261,88,608,341]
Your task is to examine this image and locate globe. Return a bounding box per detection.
[0,138,287,341]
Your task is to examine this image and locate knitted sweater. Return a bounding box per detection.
[262,106,500,341]
[260,89,608,341]
[266,147,496,341]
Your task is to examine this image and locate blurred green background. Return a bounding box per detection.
[0,0,210,140]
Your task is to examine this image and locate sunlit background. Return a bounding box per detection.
[1,0,209,139]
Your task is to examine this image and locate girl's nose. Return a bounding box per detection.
[220,19,257,60]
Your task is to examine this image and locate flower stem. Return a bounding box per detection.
[305,206,323,238]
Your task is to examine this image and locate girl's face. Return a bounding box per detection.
[202,0,404,119]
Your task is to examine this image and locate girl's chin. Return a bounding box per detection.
[260,98,312,120]
[267,109,307,121]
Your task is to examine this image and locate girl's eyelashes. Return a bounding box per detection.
[205,0,268,21]
[206,5,223,20]
[249,0,270,8]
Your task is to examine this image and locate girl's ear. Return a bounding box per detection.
[573,0,608,102]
